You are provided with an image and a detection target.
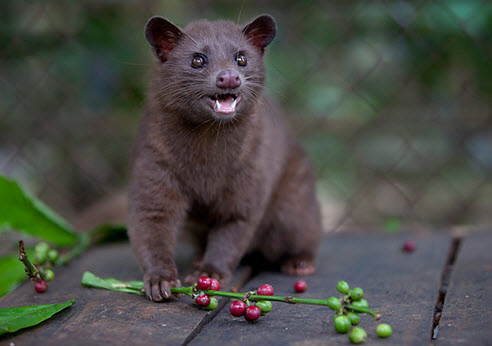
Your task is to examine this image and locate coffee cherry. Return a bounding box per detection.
[209,278,220,291]
[327,297,341,311]
[244,305,261,322]
[47,249,59,263]
[336,281,350,294]
[35,242,50,256]
[294,280,307,293]
[256,300,272,315]
[333,312,342,322]
[348,327,367,344]
[203,297,218,311]
[229,300,247,317]
[44,269,55,281]
[347,312,360,325]
[350,287,364,301]
[351,299,369,309]
[334,315,352,334]
[376,323,392,338]
[34,280,48,293]
[34,252,47,265]
[197,276,211,290]
[402,240,416,252]
[257,284,274,296]
[195,294,210,307]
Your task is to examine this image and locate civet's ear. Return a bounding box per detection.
[145,16,184,62]
[242,15,276,54]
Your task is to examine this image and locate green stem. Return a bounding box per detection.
[18,240,41,281]
[56,233,90,266]
[345,304,381,320]
[83,272,381,320]
[170,286,193,296]
[169,287,380,318]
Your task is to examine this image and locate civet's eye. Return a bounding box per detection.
[235,53,247,67]
[191,54,207,68]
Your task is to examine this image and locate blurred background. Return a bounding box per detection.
[1,0,491,232]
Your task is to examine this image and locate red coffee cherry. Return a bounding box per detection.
[402,240,416,253]
[197,276,212,290]
[229,300,247,317]
[209,278,220,291]
[294,280,307,293]
[195,294,211,307]
[257,284,274,296]
[34,280,48,293]
[244,305,261,322]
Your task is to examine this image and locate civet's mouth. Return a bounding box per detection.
[208,93,240,115]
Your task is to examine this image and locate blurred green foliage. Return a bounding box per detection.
[0,0,491,229]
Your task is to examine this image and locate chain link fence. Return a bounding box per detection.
[1,0,491,232]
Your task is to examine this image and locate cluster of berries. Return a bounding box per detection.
[193,276,221,311]
[329,281,392,343]
[228,284,274,322]
[32,242,59,293]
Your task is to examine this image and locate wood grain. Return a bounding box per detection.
[190,232,450,345]
[436,231,492,345]
[0,232,455,345]
[0,242,213,345]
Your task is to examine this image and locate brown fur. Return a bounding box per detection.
[128,15,321,302]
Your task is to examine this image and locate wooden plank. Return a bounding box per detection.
[0,241,235,345]
[436,231,492,345]
[190,232,450,345]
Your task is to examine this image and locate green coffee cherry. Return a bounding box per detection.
[34,252,47,265]
[44,269,55,281]
[202,297,218,311]
[348,327,367,344]
[256,300,272,315]
[334,315,352,334]
[350,287,364,301]
[352,299,369,309]
[336,281,350,294]
[47,249,59,263]
[35,242,50,256]
[347,312,360,325]
[333,312,342,322]
[327,297,341,311]
[376,323,392,338]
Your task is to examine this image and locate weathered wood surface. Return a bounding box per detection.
[0,241,243,346]
[190,232,450,346]
[436,231,492,345]
[5,231,486,346]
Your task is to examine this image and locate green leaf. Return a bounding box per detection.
[0,299,75,335]
[81,271,143,295]
[0,253,27,298]
[0,176,77,246]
